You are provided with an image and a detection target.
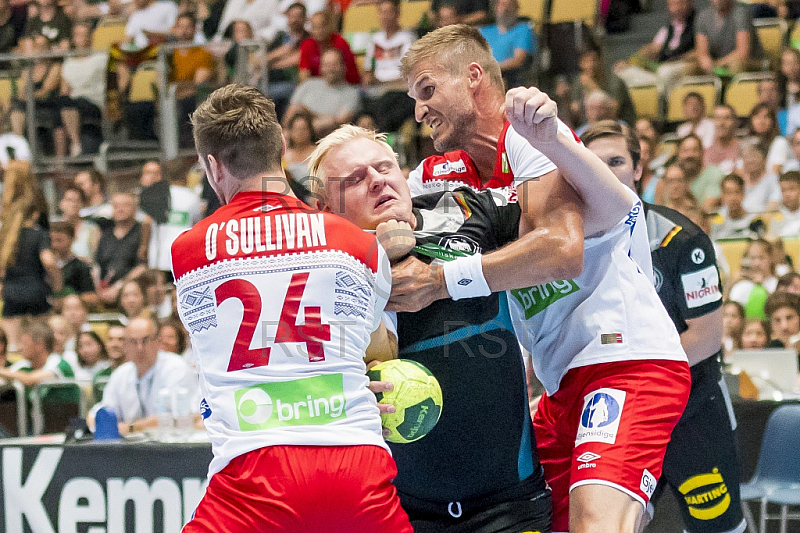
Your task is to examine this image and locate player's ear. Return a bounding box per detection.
[633,162,643,185]
[467,62,483,88]
[281,133,287,157]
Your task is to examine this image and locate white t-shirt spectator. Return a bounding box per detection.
[766,135,791,173]
[770,204,800,237]
[743,173,782,213]
[62,52,109,108]
[215,0,278,41]
[125,0,179,49]
[365,30,415,83]
[290,78,361,118]
[148,185,203,271]
[0,133,31,166]
[676,118,715,148]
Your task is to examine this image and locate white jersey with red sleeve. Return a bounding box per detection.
[505,124,686,395]
[171,190,390,477]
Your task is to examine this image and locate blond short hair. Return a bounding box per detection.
[400,24,504,90]
[306,124,396,200]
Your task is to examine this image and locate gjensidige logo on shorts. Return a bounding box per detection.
[235,374,347,431]
[575,388,626,446]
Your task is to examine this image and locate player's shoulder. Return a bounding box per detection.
[413,150,482,188]
[646,203,706,241]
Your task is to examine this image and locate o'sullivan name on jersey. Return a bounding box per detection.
[204,212,328,260]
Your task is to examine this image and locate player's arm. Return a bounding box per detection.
[0,367,56,388]
[365,319,398,363]
[682,308,724,366]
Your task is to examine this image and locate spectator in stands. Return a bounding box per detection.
[286,48,361,137]
[570,48,636,128]
[21,0,71,52]
[740,141,782,213]
[764,291,800,348]
[706,104,741,174]
[93,316,193,433]
[676,92,715,148]
[435,3,460,28]
[430,0,488,26]
[298,10,360,85]
[574,90,617,137]
[748,102,791,175]
[660,133,724,210]
[56,184,99,261]
[49,221,98,308]
[170,13,214,148]
[94,192,148,306]
[119,278,153,323]
[783,128,800,170]
[777,271,800,294]
[91,323,125,400]
[10,36,62,148]
[362,0,416,133]
[137,268,171,318]
[729,239,778,318]
[283,111,317,182]
[214,0,277,41]
[75,170,108,219]
[638,135,661,203]
[756,77,786,135]
[711,173,766,240]
[266,3,310,119]
[769,170,800,237]
[614,0,697,94]
[478,0,533,88]
[780,47,800,110]
[695,0,764,76]
[61,294,89,349]
[157,318,187,356]
[0,320,77,399]
[741,318,770,348]
[0,0,27,55]
[48,314,74,359]
[0,103,31,166]
[58,21,108,158]
[124,0,179,49]
[138,160,202,272]
[73,330,110,382]
[0,162,60,351]
[722,300,745,359]
[662,162,699,216]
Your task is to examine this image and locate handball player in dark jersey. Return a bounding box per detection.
[583,120,745,533]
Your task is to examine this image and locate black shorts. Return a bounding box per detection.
[400,472,552,533]
[652,354,746,533]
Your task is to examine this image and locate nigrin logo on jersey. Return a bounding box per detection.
[235,374,347,431]
[204,212,327,260]
[678,468,731,520]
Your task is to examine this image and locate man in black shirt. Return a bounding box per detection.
[49,221,97,308]
[584,121,745,533]
[308,125,551,533]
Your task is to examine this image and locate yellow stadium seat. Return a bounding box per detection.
[129,63,158,103]
[519,0,546,30]
[782,237,800,267]
[725,72,774,117]
[343,3,382,34]
[754,18,787,67]
[0,77,14,110]
[399,0,430,30]
[718,239,749,279]
[667,76,721,122]
[92,19,127,52]
[628,83,659,120]
[549,0,597,27]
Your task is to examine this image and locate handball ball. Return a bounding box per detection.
[367,359,443,444]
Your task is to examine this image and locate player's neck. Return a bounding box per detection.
[467,95,506,179]
[225,173,295,203]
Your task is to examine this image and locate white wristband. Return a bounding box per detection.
[442,254,491,300]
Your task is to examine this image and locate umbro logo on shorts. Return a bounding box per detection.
[576,452,600,470]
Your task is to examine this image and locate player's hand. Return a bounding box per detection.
[367,361,396,416]
[376,220,415,264]
[504,87,558,146]
[386,256,449,312]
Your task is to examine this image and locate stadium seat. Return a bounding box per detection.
[549,0,597,27]
[343,3,382,34]
[128,62,158,103]
[0,76,14,110]
[754,18,787,68]
[717,238,749,279]
[790,20,800,48]
[92,18,127,52]
[519,0,546,30]
[399,0,430,31]
[781,237,800,267]
[666,76,721,122]
[724,72,774,117]
[740,404,800,533]
[628,83,659,120]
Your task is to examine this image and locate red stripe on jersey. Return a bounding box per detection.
[171,191,379,280]
[491,121,515,188]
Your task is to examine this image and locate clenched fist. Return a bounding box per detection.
[504,87,559,146]
[376,219,416,263]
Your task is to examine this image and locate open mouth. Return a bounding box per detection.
[375,194,395,208]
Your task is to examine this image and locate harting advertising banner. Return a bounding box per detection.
[0,440,211,533]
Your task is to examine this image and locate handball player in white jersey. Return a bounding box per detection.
[394,25,691,533]
[173,85,412,533]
